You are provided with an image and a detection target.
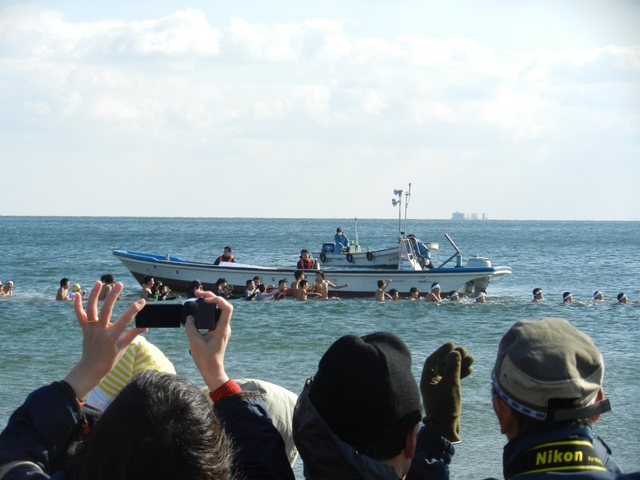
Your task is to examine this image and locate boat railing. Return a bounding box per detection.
[436,233,463,268]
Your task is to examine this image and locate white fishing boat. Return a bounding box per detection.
[113,237,511,299]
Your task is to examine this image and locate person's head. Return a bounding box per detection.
[80,370,232,480]
[246,279,255,288]
[215,278,227,287]
[315,270,325,281]
[562,292,572,303]
[430,283,440,294]
[294,270,305,281]
[102,274,115,285]
[143,276,154,287]
[257,284,266,293]
[306,332,421,468]
[253,276,261,285]
[299,279,309,289]
[278,279,287,291]
[377,280,386,289]
[3,281,13,292]
[388,288,399,300]
[492,317,610,440]
[336,227,343,234]
[593,290,604,301]
[409,287,419,299]
[446,291,459,301]
[474,291,486,303]
[532,288,543,300]
[186,280,203,299]
[223,246,232,256]
[60,277,70,288]
[617,293,627,304]
[300,249,309,259]
[72,283,82,293]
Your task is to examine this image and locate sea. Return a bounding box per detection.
[0,217,639,478]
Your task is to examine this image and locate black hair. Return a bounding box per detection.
[351,424,415,462]
[79,370,232,480]
[388,288,398,296]
[377,280,385,288]
[102,274,114,284]
[246,279,254,287]
[617,292,626,301]
[186,280,203,299]
[315,270,325,279]
[223,246,232,253]
[409,287,419,294]
[143,276,153,286]
[257,284,266,293]
[60,278,69,287]
[294,270,304,280]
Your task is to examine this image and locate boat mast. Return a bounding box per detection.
[403,182,412,237]
[354,217,359,247]
[392,188,403,238]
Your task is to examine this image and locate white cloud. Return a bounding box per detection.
[0,3,638,219]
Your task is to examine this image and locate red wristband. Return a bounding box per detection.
[209,379,241,403]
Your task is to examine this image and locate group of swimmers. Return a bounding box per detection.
[374,280,485,303]
[533,288,630,304]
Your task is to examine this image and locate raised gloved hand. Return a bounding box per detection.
[420,342,474,443]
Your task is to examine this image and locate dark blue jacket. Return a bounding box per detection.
[485,424,640,480]
[0,383,294,480]
[293,386,453,479]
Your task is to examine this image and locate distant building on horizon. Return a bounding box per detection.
[451,212,488,220]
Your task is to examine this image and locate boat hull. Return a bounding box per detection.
[113,250,511,298]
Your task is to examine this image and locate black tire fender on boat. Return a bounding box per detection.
[320,253,327,263]
[366,251,373,261]
[346,253,354,263]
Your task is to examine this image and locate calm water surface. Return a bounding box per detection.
[1,217,639,478]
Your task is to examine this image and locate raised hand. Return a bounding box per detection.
[420,342,474,443]
[64,281,147,399]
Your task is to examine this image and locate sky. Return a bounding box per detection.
[1,0,638,220]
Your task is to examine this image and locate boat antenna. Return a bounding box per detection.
[403,182,412,236]
[392,188,403,238]
[354,217,359,247]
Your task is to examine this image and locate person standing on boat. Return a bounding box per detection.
[407,235,434,269]
[297,249,315,269]
[214,246,235,265]
[334,228,350,253]
[488,317,639,479]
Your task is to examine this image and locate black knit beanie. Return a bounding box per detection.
[308,332,422,444]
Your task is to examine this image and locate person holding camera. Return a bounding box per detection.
[0,282,294,480]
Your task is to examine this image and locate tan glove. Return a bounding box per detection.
[420,342,474,443]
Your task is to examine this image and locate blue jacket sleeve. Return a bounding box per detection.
[0,384,81,479]
[214,393,295,480]
[406,425,454,480]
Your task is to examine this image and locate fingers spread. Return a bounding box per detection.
[86,281,103,320]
